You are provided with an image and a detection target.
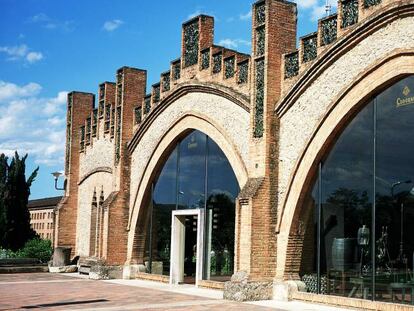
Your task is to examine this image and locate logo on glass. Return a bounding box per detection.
[396,85,414,107]
[403,86,410,97]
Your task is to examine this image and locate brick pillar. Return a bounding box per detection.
[181,14,214,76]
[105,67,146,265]
[237,0,297,280]
[56,92,94,253]
[97,82,116,135]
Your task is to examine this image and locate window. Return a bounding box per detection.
[299,76,414,304]
[144,130,239,281]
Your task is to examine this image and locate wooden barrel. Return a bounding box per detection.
[331,238,356,271]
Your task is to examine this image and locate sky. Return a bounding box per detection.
[0,0,337,200]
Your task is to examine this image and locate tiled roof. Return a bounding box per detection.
[28,196,63,210]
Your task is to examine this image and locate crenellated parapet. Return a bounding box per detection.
[71,13,254,162]
[134,15,251,128]
[281,0,392,95]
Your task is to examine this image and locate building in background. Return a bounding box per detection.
[55,0,414,309]
[28,196,61,243]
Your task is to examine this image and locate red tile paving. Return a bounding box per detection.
[0,273,277,311]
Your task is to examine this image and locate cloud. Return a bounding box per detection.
[291,0,337,21]
[0,81,41,101]
[103,19,124,32]
[0,44,44,64]
[311,5,328,21]
[26,51,43,63]
[0,80,68,166]
[187,10,202,20]
[0,45,28,60]
[30,13,50,23]
[293,0,318,9]
[29,13,75,32]
[239,11,252,21]
[218,38,251,49]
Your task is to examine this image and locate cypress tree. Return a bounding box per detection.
[0,154,7,247]
[0,152,39,251]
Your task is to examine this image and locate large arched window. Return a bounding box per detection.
[143,130,239,282]
[300,76,414,304]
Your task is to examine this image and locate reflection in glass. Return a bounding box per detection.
[144,130,239,281]
[205,138,238,281]
[300,75,414,304]
[375,76,414,303]
[320,101,373,298]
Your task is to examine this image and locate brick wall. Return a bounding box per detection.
[105,67,146,265]
[240,0,297,279]
[57,92,94,253]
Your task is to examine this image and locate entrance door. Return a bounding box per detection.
[170,209,204,286]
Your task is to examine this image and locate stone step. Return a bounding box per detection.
[0,258,41,266]
[78,265,91,275]
[0,265,48,274]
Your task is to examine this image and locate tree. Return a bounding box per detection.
[0,152,39,251]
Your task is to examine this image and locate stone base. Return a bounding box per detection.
[122,264,146,279]
[48,265,78,273]
[89,264,123,280]
[223,272,273,302]
[273,280,306,301]
[144,261,163,275]
[52,247,72,267]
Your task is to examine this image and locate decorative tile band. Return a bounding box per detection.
[99,100,104,118]
[92,109,98,136]
[201,48,210,70]
[116,71,123,106]
[254,58,265,138]
[303,34,317,63]
[162,73,170,92]
[255,2,266,26]
[183,20,199,67]
[86,117,91,134]
[213,53,222,74]
[65,94,73,172]
[341,0,358,28]
[238,60,249,84]
[65,124,70,172]
[115,106,122,163]
[224,56,235,79]
[364,0,381,7]
[321,15,337,46]
[144,96,151,115]
[134,106,142,124]
[153,84,160,103]
[110,107,115,137]
[173,61,181,80]
[99,84,105,100]
[104,104,111,131]
[285,51,299,79]
[80,126,85,151]
[256,26,265,57]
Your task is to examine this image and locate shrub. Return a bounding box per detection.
[18,238,53,263]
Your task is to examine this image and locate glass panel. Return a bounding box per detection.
[320,101,374,298]
[204,137,239,281]
[146,147,178,275]
[300,177,319,294]
[375,76,414,304]
[144,130,239,282]
[177,131,207,210]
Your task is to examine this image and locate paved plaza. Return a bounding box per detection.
[0,273,351,310]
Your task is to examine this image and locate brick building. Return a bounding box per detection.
[28,196,61,243]
[55,0,414,309]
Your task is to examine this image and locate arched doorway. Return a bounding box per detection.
[142,130,239,284]
[297,75,414,305]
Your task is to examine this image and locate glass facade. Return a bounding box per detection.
[300,75,414,305]
[144,130,239,281]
